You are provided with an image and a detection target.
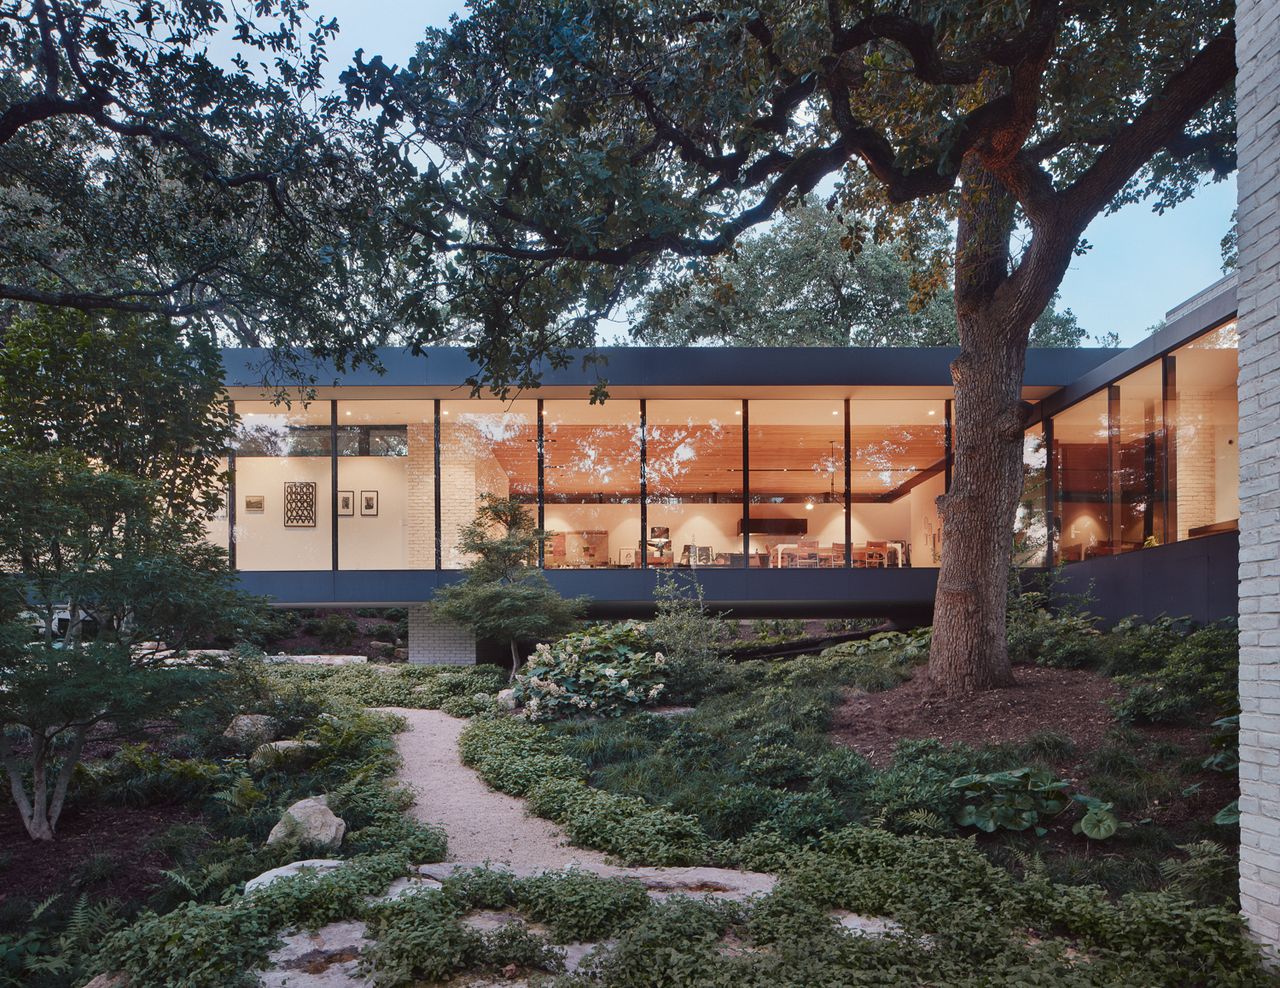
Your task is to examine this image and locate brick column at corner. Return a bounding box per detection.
[1236,0,1280,959]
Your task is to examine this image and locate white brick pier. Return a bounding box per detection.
[407,606,476,665]
[1237,0,1280,958]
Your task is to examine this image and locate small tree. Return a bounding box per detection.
[429,496,585,679]
[0,453,262,840]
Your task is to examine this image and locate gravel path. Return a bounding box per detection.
[383,707,608,870]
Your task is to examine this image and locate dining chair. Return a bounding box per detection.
[795,538,820,568]
[866,540,889,568]
[830,543,847,568]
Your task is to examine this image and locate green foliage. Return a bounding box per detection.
[646,572,734,701]
[1005,593,1105,668]
[1112,621,1239,724]
[428,496,585,677]
[0,895,122,988]
[513,869,651,941]
[950,767,1071,836]
[264,662,503,710]
[516,621,671,720]
[313,614,358,648]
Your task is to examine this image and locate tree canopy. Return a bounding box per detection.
[343,0,1232,394]
[0,1,412,366]
[632,199,1106,348]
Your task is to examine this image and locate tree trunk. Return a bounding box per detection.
[928,325,1029,693]
[927,161,1037,695]
[509,639,521,681]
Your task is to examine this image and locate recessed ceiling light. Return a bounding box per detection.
[928,409,936,416]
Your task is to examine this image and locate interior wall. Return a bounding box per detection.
[905,473,945,568]
[234,456,332,571]
[543,503,642,566]
[337,458,409,569]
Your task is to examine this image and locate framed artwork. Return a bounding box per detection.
[283,482,317,527]
[618,547,637,567]
[244,495,265,513]
[338,490,355,516]
[360,490,379,516]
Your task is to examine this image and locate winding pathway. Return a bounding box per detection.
[382,707,608,869]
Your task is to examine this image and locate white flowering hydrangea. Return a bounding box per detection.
[513,620,672,721]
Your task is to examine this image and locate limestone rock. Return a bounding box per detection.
[259,919,372,988]
[244,859,345,894]
[267,797,346,849]
[417,861,776,902]
[251,739,321,770]
[223,713,279,745]
[81,975,130,988]
[496,688,519,711]
[369,875,443,903]
[830,910,904,938]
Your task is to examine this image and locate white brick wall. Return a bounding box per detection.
[1237,0,1280,957]
[407,605,476,665]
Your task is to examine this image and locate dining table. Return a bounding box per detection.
[771,541,906,568]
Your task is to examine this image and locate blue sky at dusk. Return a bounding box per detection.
[305,1,1236,348]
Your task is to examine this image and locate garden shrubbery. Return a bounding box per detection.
[515,621,672,720]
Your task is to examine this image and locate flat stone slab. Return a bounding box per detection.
[265,655,368,665]
[245,859,344,894]
[417,861,776,901]
[259,920,372,988]
[368,875,443,903]
[830,910,904,938]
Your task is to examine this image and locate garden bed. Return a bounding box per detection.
[832,664,1124,768]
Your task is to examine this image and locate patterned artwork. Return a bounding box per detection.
[283,481,317,527]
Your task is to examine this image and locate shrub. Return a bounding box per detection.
[646,572,734,701]
[312,613,358,648]
[1005,594,1104,668]
[513,869,651,941]
[516,621,671,721]
[1111,620,1238,724]
[360,890,480,986]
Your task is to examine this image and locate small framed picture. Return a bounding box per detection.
[360,490,379,516]
[338,490,355,516]
[244,495,265,513]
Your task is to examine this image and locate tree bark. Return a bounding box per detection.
[927,162,1035,695]
[509,639,521,681]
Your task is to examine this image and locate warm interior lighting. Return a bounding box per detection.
[927,409,936,416]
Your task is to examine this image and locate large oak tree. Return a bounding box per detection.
[346,0,1235,694]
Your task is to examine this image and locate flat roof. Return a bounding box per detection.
[222,344,1123,398]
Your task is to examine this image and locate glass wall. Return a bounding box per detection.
[1015,424,1048,566]
[439,400,538,569]
[337,400,434,570]
[850,400,946,567]
[1053,391,1111,562]
[232,400,333,571]
[1170,321,1239,540]
[646,400,743,567]
[543,400,642,568]
[747,401,845,567]
[201,456,231,553]
[1114,362,1167,551]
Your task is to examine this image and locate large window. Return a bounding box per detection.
[1114,362,1167,551]
[850,400,946,568]
[337,400,434,570]
[232,400,332,571]
[543,400,642,568]
[439,400,538,569]
[747,401,845,567]
[1016,424,1048,566]
[646,400,743,567]
[1054,391,1111,562]
[1052,319,1238,563]
[1170,321,1238,540]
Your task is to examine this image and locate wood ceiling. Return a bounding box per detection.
[467,423,945,499]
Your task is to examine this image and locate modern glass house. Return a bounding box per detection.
[217,275,1238,662]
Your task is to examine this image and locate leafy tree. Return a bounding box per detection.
[429,496,585,679]
[0,308,235,520]
[0,1,413,368]
[634,199,1106,348]
[0,310,261,840]
[346,1,1234,692]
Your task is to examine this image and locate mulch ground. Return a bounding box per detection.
[833,664,1124,769]
[0,800,201,909]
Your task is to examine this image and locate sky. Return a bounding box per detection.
[291,1,1236,349]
